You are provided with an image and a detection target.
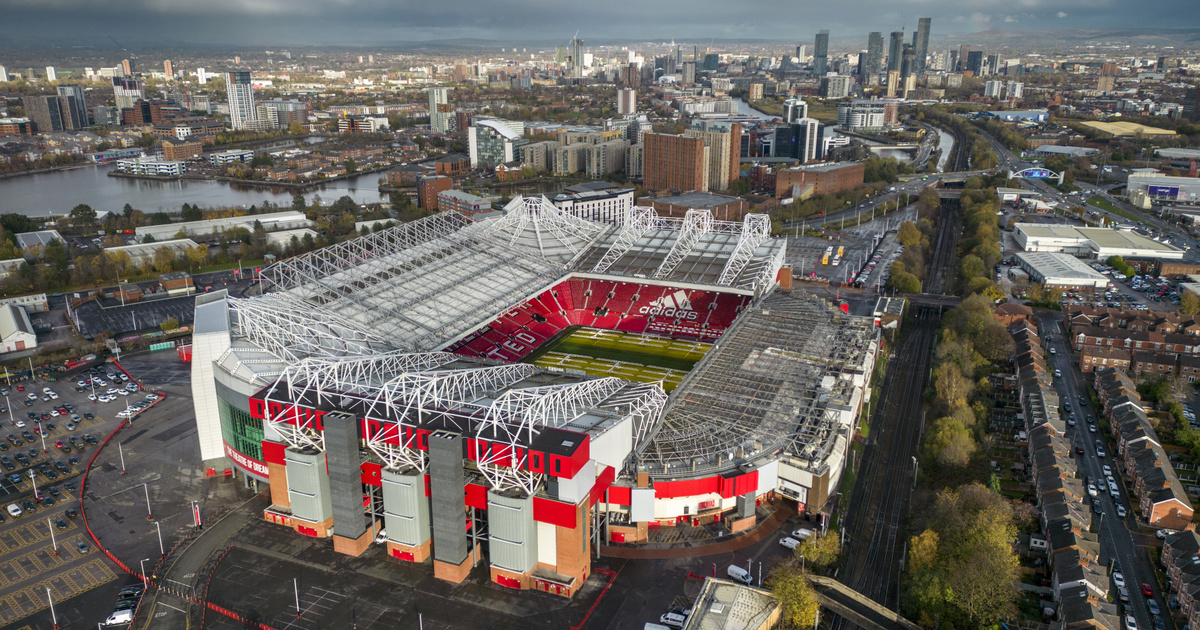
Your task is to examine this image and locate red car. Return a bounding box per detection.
[1141,583,1154,597]
[1076,446,1085,455]
[15,386,23,391]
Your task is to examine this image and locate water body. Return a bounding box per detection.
[735,98,776,121]
[0,164,392,218]
[933,127,955,172]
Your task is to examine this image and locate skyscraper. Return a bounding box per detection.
[888,31,904,73]
[685,121,741,192]
[197,67,207,85]
[45,66,56,82]
[682,62,696,84]
[225,70,257,130]
[774,118,822,163]
[795,45,806,62]
[572,38,584,78]
[864,32,883,86]
[164,60,173,78]
[957,45,971,71]
[913,18,931,77]
[0,66,7,82]
[121,58,134,76]
[901,46,915,79]
[813,31,829,76]
[428,87,452,134]
[1183,86,1200,123]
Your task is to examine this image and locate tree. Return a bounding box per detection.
[797,533,841,570]
[890,270,922,294]
[69,203,97,230]
[344,157,357,174]
[767,566,820,628]
[148,212,172,225]
[926,416,976,467]
[330,195,358,216]
[152,246,175,273]
[181,204,203,222]
[1183,291,1200,316]
[160,316,180,331]
[288,120,305,135]
[935,364,974,412]
[897,221,922,248]
[292,193,306,211]
[187,245,209,269]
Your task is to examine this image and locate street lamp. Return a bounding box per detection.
[28,469,37,499]
[139,558,151,584]
[154,521,164,556]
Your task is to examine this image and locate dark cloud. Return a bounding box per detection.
[0,0,1194,46]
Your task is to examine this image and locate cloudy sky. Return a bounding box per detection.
[0,0,1193,46]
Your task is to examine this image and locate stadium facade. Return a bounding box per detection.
[190,196,878,597]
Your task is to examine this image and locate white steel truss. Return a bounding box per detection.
[362,365,535,471]
[262,212,473,293]
[590,207,657,274]
[653,209,714,280]
[259,352,459,453]
[228,294,401,361]
[595,382,669,447]
[476,378,627,494]
[487,195,607,263]
[717,214,771,286]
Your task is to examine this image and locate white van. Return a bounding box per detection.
[726,564,753,585]
[104,609,134,626]
[659,613,687,629]
[6,504,21,518]
[779,536,801,550]
[644,624,671,630]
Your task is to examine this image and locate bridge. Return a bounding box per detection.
[808,576,925,630]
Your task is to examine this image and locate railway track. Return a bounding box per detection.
[833,309,937,620]
[923,203,960,295]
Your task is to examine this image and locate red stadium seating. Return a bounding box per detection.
[448,277,753,362]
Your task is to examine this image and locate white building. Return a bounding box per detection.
[1007,81,1024,100]
[1126,171,1200,205]
[0,305,36,354]
[105,238,201,269]
[1013,224,1185,260]
[116,157,188,176]
[985,80,1004,98]
[1015,252,1110,290]
[551,184,636,224]
[45,66,56,82]
[135,211,312,242]
[428,87,451,134]
[616,88,637,115]
[208,150,256,166]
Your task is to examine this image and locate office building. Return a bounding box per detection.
[257,98,307,128]
[821,75,853,99]
[22,94,87,132]
[774,117,822,163]
[813,31,829,76]
[92,106,120,127]
[643,132,708,192]
[617,88,637,115]
[795,45,806,62]
[225,70,257,131]
[585,140,630,178]
[468,119,528,168]
[784,98,808,123]
[864,33,883,86]
[966,51,984,76]
[957,45,971,71]
[112,76,143,110]
[121,59,134,76]
[0,66,7,82]
[703,53,720,71]
[837,99,898,130]
[913,18,931,77]
[901,46,915,79]
[986,54,1000,76]
[885,71,900,98]
[164,60,173,78]
[888,31,904,73]
[161,140,202,161]
[197,67,207,85]
[682,62,696,84]
[56,85,89,128]
[428,87,452,134]
[0,117,33,135]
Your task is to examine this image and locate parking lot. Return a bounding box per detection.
[785,206,917,285]
[0,363,162,627]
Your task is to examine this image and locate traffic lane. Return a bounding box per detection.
[1043,317,1164,628]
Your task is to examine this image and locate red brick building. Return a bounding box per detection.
[418,176,453,211]
[642,133,707,193]
[774,162,865,198]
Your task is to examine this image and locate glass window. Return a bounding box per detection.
[218,398,264,462]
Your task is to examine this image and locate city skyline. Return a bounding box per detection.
[0,0,1195,47]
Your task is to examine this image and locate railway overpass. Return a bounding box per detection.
[809,576,924,630]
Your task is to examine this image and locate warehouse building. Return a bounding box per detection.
[1013,224,1185,260]
[135,211,312,243]
[1126,170,1200,205]
[1015,252,1111,290]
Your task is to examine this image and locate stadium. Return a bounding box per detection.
[189,196,879,597]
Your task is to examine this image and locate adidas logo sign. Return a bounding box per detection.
[640,290,698,320]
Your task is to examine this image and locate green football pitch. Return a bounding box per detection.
[526,328,711,391]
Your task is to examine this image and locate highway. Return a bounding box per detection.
[1038,311,1171,630]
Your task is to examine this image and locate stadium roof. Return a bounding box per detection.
[256,200,785,354]
[476,119,521,140]
[640,290,876,479]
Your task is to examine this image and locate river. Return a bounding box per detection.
[933,127,954,172]
[0,162,392,218]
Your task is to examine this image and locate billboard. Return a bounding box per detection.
[1021,169,1052,178]
[1148,185,1180,198]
